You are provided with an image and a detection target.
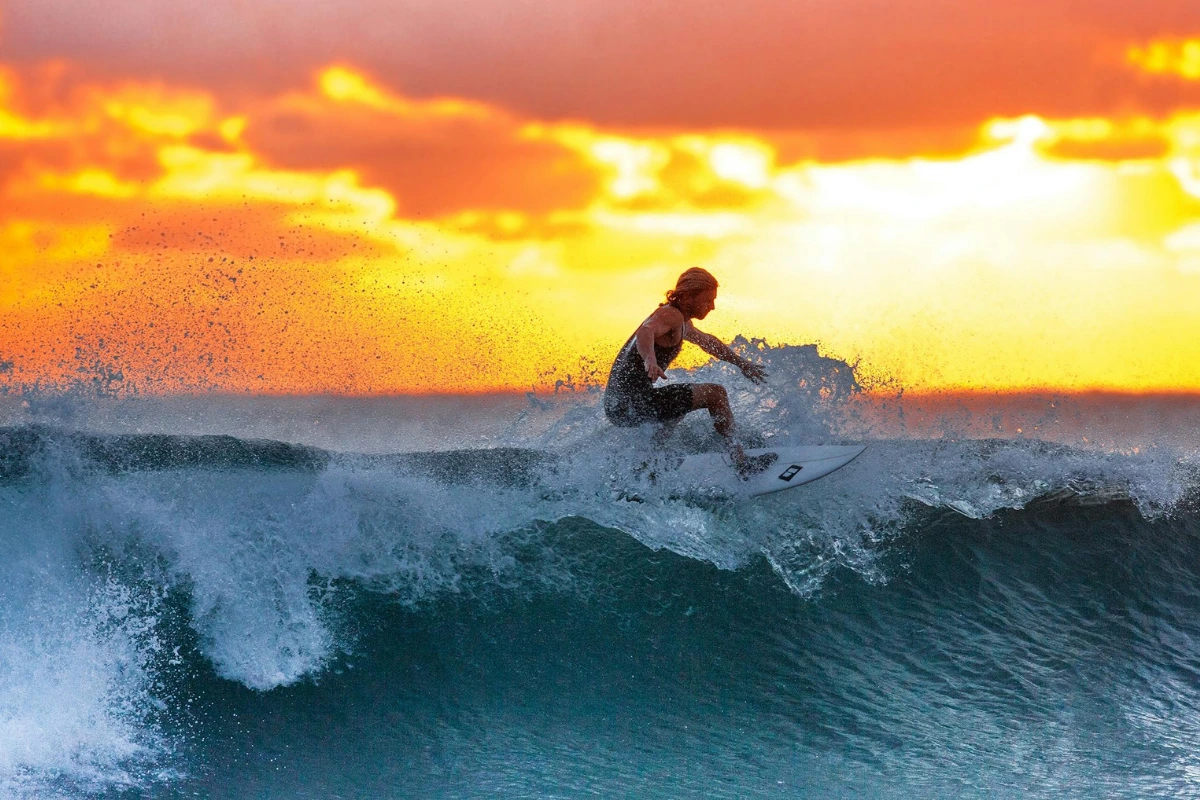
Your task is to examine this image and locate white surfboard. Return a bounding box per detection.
[675,445,866,497]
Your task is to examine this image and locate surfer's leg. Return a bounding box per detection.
[646,385,695,446]
[691,383,749,466]
[690,383,734,436]
[689,384,774,477]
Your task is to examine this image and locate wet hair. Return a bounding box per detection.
[664,267,718,306]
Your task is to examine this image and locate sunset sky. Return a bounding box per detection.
[5,0,1200,393]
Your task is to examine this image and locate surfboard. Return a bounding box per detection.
[675,445,866,497]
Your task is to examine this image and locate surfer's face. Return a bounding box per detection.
[682,288,717,320]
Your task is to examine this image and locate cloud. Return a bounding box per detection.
[1128,38,1200,80]
[242,67,602,217]
[9,38,1200,392]
[7,0,1200,136]
[1035,117,1173,161]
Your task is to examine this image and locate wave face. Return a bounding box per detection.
[3,344,1200,797]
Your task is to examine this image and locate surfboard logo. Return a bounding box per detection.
[778,464,803,481]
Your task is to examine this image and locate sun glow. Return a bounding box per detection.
[4,57,1200,394]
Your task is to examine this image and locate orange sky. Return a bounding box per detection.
[5,2,1200,393]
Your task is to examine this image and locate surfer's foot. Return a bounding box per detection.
[735,452,778,480]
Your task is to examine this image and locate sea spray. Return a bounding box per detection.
[2,342,1200,795]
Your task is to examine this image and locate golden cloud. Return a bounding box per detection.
[238,67,602,218]
[6,57,1200,393]
[1128,39,1200,81]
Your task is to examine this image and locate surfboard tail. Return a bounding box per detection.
[745,445,866,496]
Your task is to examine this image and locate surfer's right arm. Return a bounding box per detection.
[635,307,682,382]
[685,326,768,384]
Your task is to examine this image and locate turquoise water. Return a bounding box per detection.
[3,346,1200,798]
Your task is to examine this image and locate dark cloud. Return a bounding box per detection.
[0,134,161,190]
[6,0,1200,133]
[243,97,601,216]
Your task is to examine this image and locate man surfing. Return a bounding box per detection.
[603,267,778,478]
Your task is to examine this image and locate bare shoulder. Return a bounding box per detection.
[654,305,685,325]
[642,304,684,333]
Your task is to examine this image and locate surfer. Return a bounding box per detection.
[604,267,777,478]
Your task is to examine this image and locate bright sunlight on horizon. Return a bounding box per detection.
[5,1,1200,394]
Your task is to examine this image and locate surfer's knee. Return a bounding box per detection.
[691,383,729,410]
[692,384,734,435]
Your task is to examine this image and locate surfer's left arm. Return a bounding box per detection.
[685,327,768,384]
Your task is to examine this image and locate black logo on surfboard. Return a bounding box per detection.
[779,464,803,481]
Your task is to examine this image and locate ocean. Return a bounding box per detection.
[3,343,1200,798]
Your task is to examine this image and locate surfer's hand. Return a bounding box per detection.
[646,362,667,382]
[740,361,768,384]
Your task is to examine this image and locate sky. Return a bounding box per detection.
[4,0,1200,393]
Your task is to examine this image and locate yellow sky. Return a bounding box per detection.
[5,30,1200,393]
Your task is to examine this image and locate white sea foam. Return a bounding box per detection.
[2,341,1199,793]
[0,493,168,796]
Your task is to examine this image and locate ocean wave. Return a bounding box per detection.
[3,341,1200,795]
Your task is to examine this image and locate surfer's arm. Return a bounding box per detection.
[686,327,768,384]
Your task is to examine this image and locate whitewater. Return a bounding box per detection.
[3,341,1200,798]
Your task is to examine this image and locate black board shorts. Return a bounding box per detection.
[604,383,695,428]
